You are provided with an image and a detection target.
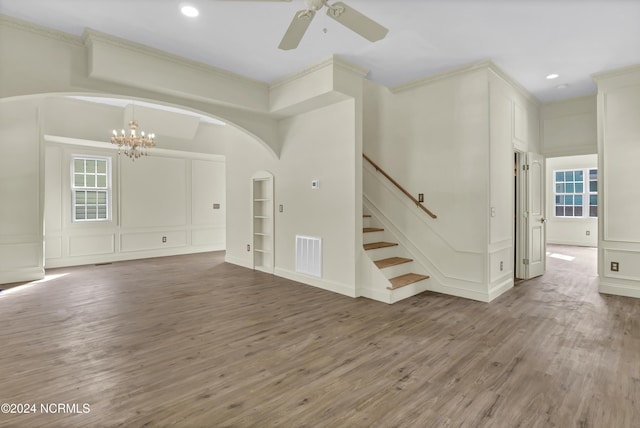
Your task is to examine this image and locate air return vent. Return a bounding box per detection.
[295,235,322,278]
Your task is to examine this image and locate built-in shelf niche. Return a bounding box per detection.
[252,171,274,273]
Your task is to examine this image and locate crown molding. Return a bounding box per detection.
[486,60,540,106]
[82,28,268,91]
[269,55,369,90]
[0,14,83,47]
[332,55,370,78]
[390,59,540,106]
[390,59,495,94]
[592,63,640,83]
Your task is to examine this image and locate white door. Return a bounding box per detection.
[525,152,545,278]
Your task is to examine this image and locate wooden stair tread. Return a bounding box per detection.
[363,242,398,251]
[363,227,384,233]
[375,257,413,269]
[387,273,429,290]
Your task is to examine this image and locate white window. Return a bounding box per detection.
[71,156,111,222]
[554,168,597,218]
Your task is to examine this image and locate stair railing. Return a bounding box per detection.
[363,153,437,219]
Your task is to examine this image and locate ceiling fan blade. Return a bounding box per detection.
[278,10,316,50]
[326,1,388,42]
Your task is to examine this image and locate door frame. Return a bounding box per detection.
[514,151,546,280]
[514,151,526,279]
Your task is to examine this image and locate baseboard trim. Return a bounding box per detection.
[274,268,357,298]
[547,240,597,248]
[599,281,640,299]
[488,277,514,302]
[45,245,225,269]
[224,255,253,269]
[0,267,45,286]
[427,282,491,303]
[358,287,391,304]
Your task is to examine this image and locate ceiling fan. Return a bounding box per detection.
[218,0,388,50]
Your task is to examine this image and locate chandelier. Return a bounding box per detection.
[111,118,155,160]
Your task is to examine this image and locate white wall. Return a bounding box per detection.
[224,100,359,296]
[41,98,226,269]
[545,155,598,247]
[365,68,490,255]
[363,63,540,302]
[542,96,597,157]
[0,98,44,284]
[1,17,367,296]
[487,69,540,296]
[594,65,640,298]
[541,95,598,247]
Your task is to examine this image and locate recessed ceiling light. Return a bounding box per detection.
[181,4,199,18]
[556,84,569,90]
[546,73,559,80]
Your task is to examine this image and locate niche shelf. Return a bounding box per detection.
[252,172,274,273]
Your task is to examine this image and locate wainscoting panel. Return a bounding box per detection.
[603,248,640,282]
[69,234,115,257]
[192,227,225,247]
[121,231,187,252]
[0,242,41,269]
[45,235,63,260]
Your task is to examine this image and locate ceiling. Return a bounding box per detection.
[2,0,639,103]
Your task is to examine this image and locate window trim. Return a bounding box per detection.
[553,168,597,219]
[70,155,112,223]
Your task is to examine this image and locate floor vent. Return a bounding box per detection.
[295,235,322,278]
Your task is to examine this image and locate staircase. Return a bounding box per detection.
[362,212,430,303]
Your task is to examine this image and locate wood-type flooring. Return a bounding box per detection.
[1,245,638,427]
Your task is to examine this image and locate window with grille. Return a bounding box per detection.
[71,156,111,222]
[554,168,597,218]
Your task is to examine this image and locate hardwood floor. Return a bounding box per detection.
[1,245,639,427]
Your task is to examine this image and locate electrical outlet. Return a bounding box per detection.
[162,236,167,243]
[247,244,251,252]
[586,230,590,236]
[279,204,283,213]
[213,203,221,210]
[500,261,503,271]
[611,261,619,272]
[418,193,424,203]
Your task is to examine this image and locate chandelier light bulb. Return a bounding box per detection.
[110,116,156,160]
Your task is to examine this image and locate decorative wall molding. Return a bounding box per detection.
[0,14,84,47]
[592,63,640,83]
[44,134,225,161]
[269,55,369,90]
[391,59,539,107]
[83,28,268,90]
[391,59,492,93]
[487,62,541,106]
